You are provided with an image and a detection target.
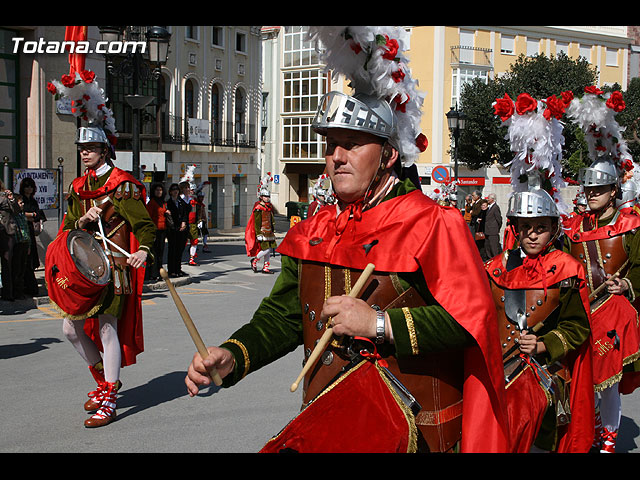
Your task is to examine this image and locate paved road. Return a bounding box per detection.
[1,238,640,453]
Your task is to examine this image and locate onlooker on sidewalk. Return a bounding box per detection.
[12,194,32,299]
[145,182,169,282]
[19,177,46,296]
[0,182,19,301]
[166,183,189,278]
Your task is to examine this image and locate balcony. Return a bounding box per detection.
[162,116,257,149]
[450,45,493,68]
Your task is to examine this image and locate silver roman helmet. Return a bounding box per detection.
[312,91,396,144]
[618,178,639,209]
[76,125,110,145]
[578,157,620,189]
[506,175,560,219]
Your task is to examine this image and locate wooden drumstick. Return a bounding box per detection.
[290,263,375,393]
[160,267,223,387]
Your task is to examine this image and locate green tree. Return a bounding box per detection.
[457,52,598,174]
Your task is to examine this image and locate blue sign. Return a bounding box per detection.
[273,174,280,184]
[432,166,450,183]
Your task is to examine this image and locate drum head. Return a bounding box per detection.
[67,230,111,286]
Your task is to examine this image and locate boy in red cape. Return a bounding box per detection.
[186,26,509,453]
[245,174,277,274]
[45,71,155,428]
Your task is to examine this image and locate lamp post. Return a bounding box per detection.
[446,105,467,181]
[97,26,171,181]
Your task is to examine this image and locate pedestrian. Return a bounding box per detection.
[562,87,640,453]
[487,94,593,453]
[308,174,335,217]
[145,182,168,282]
[178,168,199,266]
[470,190,483,234]
[246,174,277,274]
[195,190,210,253]
[0,182,19,301]
[166,182,189,278]
[45,70,156,428]
[484,193,503,258]
[185,26,509,453]
[475,198,489,260]
[11,194,31,299]
[463,194,473,226]
[19,176,46,296]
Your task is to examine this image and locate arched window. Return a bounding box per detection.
[235,89,245,136]
[185,79,196,118]
[211,84,221,144]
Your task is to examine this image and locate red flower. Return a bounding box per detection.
[61,74,76,88]
[543,95,566,121]
[391,68,405,83]
[561,90,574,106]
[493,93,514,121]
[46,82,57,95]
[606,91,625,112]
[79,70,95,83]
[349,41,362,55]
[585,85,603,95]
[515,93,537,115]
[622,159,634,171]
[416,133,428,152]
[382,35,399,60]
[394,94,409,112]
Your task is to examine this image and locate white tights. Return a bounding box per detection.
[62,314,121,383]
[257,249,271,265]
[597,384,622,431]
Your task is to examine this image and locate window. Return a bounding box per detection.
[283,70,326,114]
[556,42,569,56]
[282,117,324,160]
[235,31,246,53]
[284,26,320,68]
[527,38,539,57]
[212,27,224,47]
[451,67,489,110]
[0,28,17,165]
[235,89,245,135]
[211,84,221,143]
[501,35,514,55]
[580,44,592,62]
[606,47,618,66]
[185,79,196,118]
[186,26,199,41]
[459,30,474,64]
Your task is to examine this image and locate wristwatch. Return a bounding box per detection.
[375,309,386,344]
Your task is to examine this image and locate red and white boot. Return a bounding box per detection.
[84,381,118,428]
[250,258,258,272]
[600,427,618,453]
[262,261,274,274]
[592,407,604,451]
[84,363,121,412]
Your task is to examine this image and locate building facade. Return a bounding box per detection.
[0,25,262,238]
[260,26,637,217]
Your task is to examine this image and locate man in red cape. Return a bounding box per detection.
[186,89,509,452]
[245,176,277,274]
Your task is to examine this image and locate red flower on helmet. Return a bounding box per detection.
[350,41,362,55]
[79,70,95,83]
[382,35,399,60]
[515,93,537,115]
[394,94,409,112]
[493,93,514,121]
[543,94,566,121]
[585,85,604,95]
[391,68,405,83]
[61,74,76,88]
[416,133,428,152]
[606,91,625,112]
[561,90,574,106]
[46,82,57,95]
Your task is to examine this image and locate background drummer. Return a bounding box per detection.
[59,123,156,429]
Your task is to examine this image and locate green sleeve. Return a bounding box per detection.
[623,230,640,301]
[62,186,82,231]
[220,254,303,386]
[386,269,474,358]
[254,209,262,234]
[538,286,590,364]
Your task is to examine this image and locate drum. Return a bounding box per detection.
[260,359,419,453]
[45,229,111,320]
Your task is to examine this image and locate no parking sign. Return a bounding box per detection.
[432,166,451,183]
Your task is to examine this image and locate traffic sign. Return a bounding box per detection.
[432,166,450,183]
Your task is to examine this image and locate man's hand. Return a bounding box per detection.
[605,275,629,296]
[185,346,235,396]
[127,249,148,269]
[519,330,546,356]
[78,206,102,229]
[320,295,377,338]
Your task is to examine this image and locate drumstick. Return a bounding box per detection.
[159,267,223,387]
[94,233,132,258]
[290,263,375,393]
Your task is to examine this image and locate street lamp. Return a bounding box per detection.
[97,26,171,181]
[446,105,467,181]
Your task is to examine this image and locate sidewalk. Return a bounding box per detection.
[0,214,291,313]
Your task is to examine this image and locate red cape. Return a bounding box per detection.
[245,201,272,257]
[277,190,510,453]
[563,209,640,243]
[485,249,595,452]
[68,167,146,367]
